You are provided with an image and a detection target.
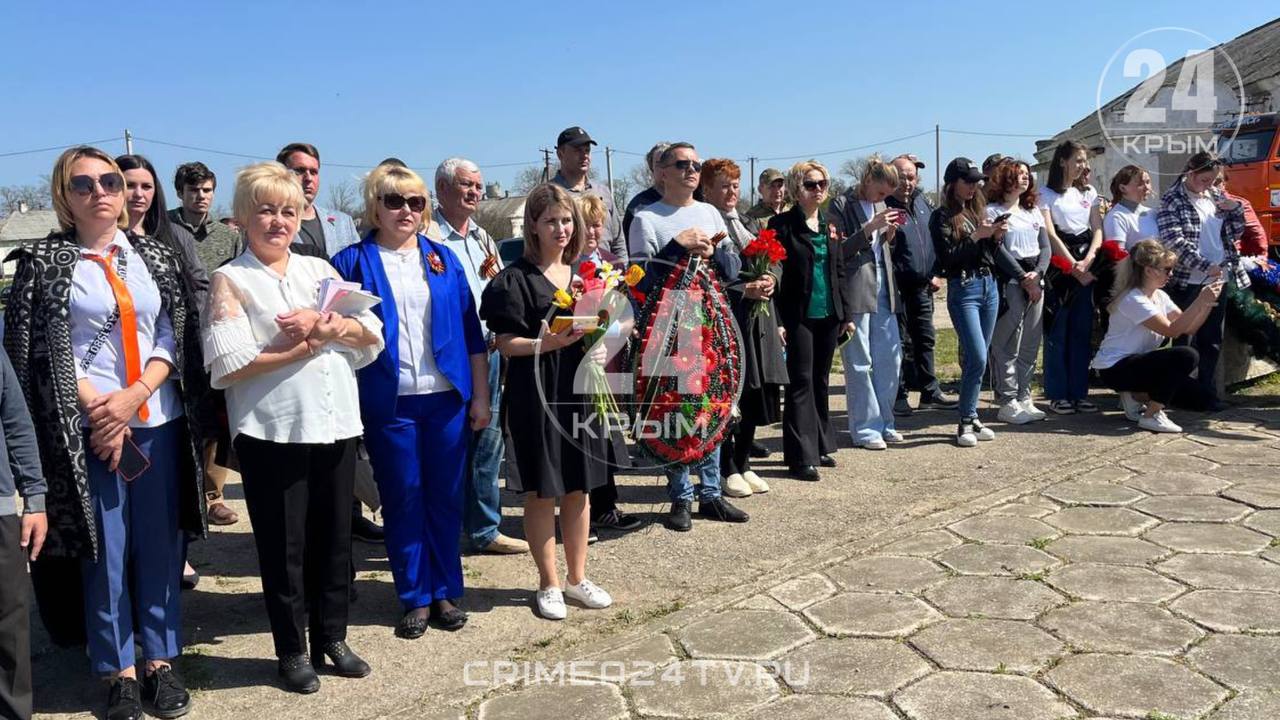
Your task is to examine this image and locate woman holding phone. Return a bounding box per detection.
[3,146,208,719]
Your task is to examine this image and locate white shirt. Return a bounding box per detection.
[378,245,454,396]
[203,250,383,443]
[1092,288,1180,369]
[70,231,182,428]
[1190,194,1225,285]
[1104,203,1159,250]
[1038,185,1097,235]
[987,203,1044,260]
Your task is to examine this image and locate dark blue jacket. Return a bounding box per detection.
[331,234,487,427]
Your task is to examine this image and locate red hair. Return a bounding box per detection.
[983,159,1038,210]
[700,158,741,193]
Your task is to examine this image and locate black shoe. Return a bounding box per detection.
[351,514,385,543]
[748,441,770,459]
[592,509,643,531]
[106,677,143,720]
[667,500,693,532]
[588,528,599,544]
[395,611,429,640]
[142,666,191,719]
[277,653,320,693]
[819,454,837,468]
[697,497,750,523]
[919,391,959,409]
[310,640,371,678]
[430,602,468,632]
[788,465,821,482]
[893,395,913,417]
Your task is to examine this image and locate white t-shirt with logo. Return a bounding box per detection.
[1038,185,1098,235]
[1103,203,1159,250]
[1189,194,1225,285]
[1092,288,1180,370]
[987,202,1044,260]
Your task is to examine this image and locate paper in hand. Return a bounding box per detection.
[317,278,381,316]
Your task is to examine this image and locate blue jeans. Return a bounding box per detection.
[1044,282,1093,402]
[463,349,503,550]
[947,275,999,419]
[843,289,902,444]
[666,447,722,503]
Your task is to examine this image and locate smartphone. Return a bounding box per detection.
[117,436,151,481]
[992,212,1012,224]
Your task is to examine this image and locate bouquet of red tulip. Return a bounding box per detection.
[739,229,786,318]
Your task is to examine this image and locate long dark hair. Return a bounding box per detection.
[1046,140,1088,193]
[942,179,986,238]
[115,154,175,244]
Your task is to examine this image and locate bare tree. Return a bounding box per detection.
[326,178,361,217]
[837,155,871,188]
[611,176,634,215]
[512,165,545,195]
[0,183,52,217]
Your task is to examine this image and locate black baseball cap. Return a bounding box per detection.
[556,126,597,148]
[944,157,986,184]
[981,153,1006,174]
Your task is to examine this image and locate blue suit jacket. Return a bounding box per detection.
[331,233,487,427]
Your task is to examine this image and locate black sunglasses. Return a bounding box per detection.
[667,159,702,173]
[381,193,428,212]
[69,173,125,196]
[802,179,829,192]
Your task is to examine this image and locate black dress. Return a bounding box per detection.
[480,258,609,498]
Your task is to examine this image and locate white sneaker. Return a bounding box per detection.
[997,401,1032,425]
[857,437,888,450]
[883,429,904,443]
[723,473,752,498]
[742,470,770,493]
[956,421,978,448]
[564,579,613,609]
[537,587,567,620]
[972,418,996,441]
[1138,410,1182,433]
[1118,392,1145,422]
[1019,399,1047,421]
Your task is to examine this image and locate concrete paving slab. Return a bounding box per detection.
[628,660,780,719]
[1171,590,1280,634]
[923,577,1067,620]
[1038,602,1203,655]
[1145,522,1273,554]
[934,544,1060,576]
[1042,507,1159,536]
[1045,563,1186,603]
[893,671,1077,720]
[1048,654,1227,719]
[824,555,948,594]
[909,619,1065,673]
[676,609,815,660]
[803,593,942,637]
[1043,536,1171,565]
[1157,554,1280,591]
[1188,635,1280,692]
[778,638,930,696]
[1133,495,1254,522]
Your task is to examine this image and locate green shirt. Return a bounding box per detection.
[167,208,241,272]
[806,232,835,319]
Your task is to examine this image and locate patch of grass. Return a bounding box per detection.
[994,662,1008,674]
[1028,537,1054,551]
[1018,570,1048,582]
[1145,711,1181,720]
[1269,537,1280,548]
[463,563,483,580]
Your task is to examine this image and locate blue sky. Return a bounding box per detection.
[1,2,1275,208]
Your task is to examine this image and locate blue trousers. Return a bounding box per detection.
[365,392,468,611]
[666,447,722,503]
[463,350,503,550]
[843,295,902,444]
[947,276,999,419]
[1044,282,1093,402]
[81,420,184,675]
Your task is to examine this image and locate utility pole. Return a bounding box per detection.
[540,148,553,182]
[934,124,941,195]
[749,156,757,204]
[125,128,133,155]
[605,146,614,200]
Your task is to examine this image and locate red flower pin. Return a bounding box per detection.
[427,251,445,274]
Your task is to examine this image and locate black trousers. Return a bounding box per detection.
[0,516,31,720]
[234,435,356,657]
[1167,283,1226,404]
[1098,347,1199,407]
[720,421,760,477]
[896,274,940,398]
[783,316,840,467]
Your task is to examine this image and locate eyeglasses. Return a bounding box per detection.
[381,194,428,212]
[667,160,702,173]
[68,173,124,196]
[802,179,829,192]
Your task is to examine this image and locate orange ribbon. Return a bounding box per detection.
[86,247,149,421]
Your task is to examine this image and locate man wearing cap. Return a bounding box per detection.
[744,168,787,225]
[887,154,957,414]
[551,126,626,260]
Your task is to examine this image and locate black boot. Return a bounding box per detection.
[277,653,320,694]
[311,640,371,678]
[667,500,693,532]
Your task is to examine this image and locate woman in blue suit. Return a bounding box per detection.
[331,165,490,639]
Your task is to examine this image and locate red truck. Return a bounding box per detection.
[1216,113,1280,256]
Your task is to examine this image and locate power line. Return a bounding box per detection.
[753,130,935,162]
[132,135,540,171]
[941,128,1054,139]
[0,137,120,159]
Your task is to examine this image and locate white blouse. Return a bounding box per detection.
[377,245,453,396]
[202,249,383,444]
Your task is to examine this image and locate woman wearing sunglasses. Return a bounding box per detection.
[202,162,383,693]
[332,165,490,639]
[3,146,208,719]
[771,160,855,480]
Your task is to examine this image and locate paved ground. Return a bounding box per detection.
[30,383,1280,720]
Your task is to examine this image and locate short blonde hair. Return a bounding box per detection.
[232,162,306,226]
[577,194,608,226]
[363,165,429,230]
[523,183,585,264]
[786,160,830,201]
[50,146,129,232]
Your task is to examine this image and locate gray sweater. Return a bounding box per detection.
[0,347,44,516]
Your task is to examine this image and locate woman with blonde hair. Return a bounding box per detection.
[4,146,208,719]
[203,162,383,693]
[332,165,490,638]
[480,183,612,620]
[1092,239,1220,432]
